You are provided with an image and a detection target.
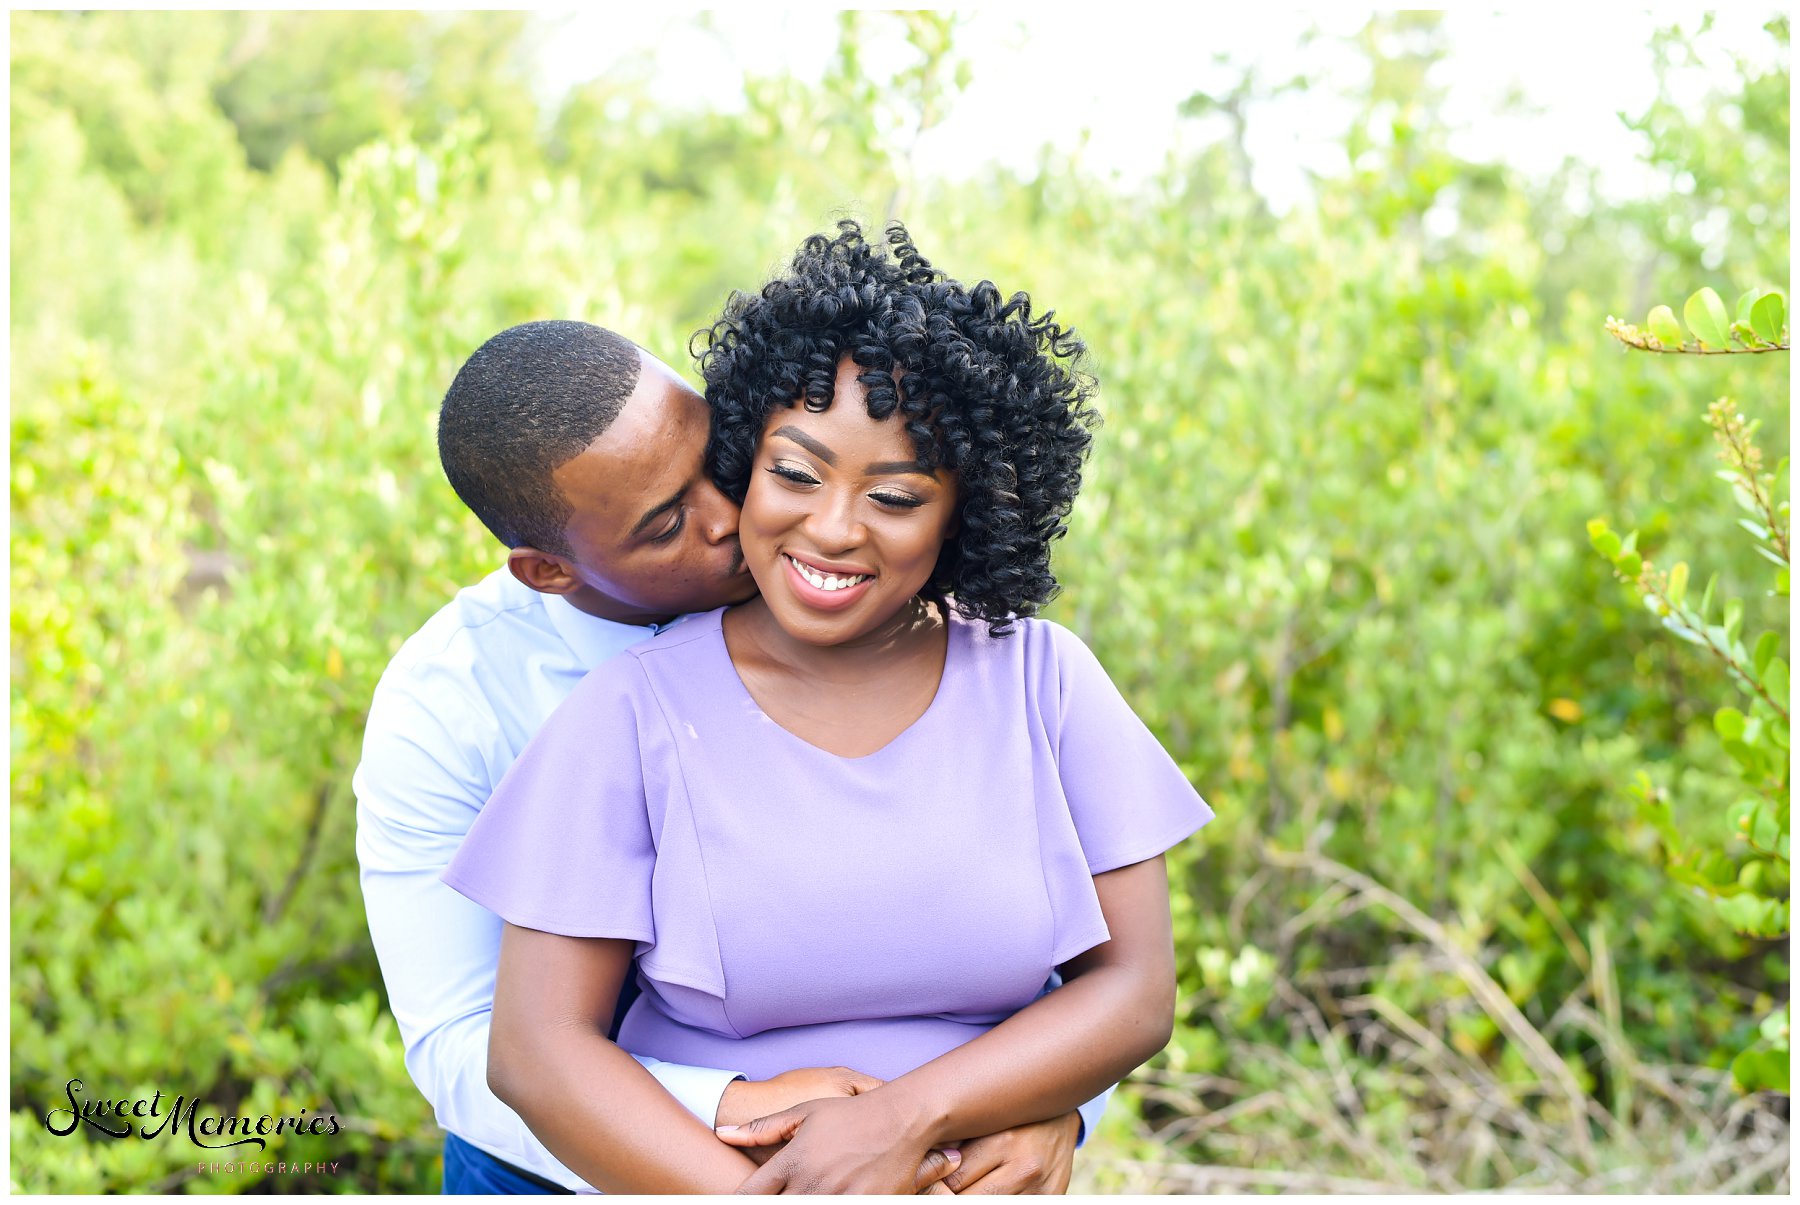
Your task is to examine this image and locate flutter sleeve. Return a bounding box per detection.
[1046,622,1214,872]
[442,658,655,942]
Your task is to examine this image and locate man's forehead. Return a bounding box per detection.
[554,386,706,524]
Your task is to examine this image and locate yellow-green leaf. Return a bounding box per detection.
[1750,291,1786,345]
[1684,287,1731,350]
[1667,561,1689,605]
[1647,304,1684,347]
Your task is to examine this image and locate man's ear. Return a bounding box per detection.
[507,547,579,597]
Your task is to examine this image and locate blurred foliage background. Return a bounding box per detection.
[10,9,1790,1193]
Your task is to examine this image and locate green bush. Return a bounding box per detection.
[11,10,1789,1193]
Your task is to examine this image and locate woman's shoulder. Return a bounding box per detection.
[947,609,1114,709]
[950,607,1095,664]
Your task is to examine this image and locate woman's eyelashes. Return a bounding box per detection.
[765,464,925,510]
[650,508,686,543]
[767,464,819,487]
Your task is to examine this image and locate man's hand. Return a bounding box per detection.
[717,1094,960,1194]
[941,1112,1079,1194]
[716,1066,882,1128]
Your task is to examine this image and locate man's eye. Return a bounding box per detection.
[871,492,924,509]
[651,510,686,543]
[768,465,819,487]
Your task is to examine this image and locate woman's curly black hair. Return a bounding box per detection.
[693,220,1099,635]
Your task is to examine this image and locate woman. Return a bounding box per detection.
[444,221,1211,1193]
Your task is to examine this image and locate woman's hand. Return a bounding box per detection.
[941,1112,1080,1194]
[720,1102,1080,1194]
[718,1093,960,1194]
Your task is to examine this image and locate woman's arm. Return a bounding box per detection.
[487,923,763,1194]
[722,855,1176,1193]
[491,925,965,1193]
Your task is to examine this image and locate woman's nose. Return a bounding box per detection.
[803,488,864,551]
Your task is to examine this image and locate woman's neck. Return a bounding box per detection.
[724,595,946,686]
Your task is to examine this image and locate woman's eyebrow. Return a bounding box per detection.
[769,425,836,465]
[862,459,935,477]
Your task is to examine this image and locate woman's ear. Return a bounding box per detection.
[507,547,580,596]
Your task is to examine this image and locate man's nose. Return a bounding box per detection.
[695,477,740,545]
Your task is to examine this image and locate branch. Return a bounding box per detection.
[1261,844,1602,1173]
[1710,399,1791,564]
[1639,573,1790,724]
[262,782,332,925]
[1620,343,1790,355]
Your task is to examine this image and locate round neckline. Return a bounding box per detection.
[710,604,960,763]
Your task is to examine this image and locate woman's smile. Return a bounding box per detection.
[781,552,876,610]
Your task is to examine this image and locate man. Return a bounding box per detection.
[354,320,1105,1193]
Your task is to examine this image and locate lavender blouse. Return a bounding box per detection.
[444,607,1211,1082]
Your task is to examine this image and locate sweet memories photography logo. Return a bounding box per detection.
[43,1078,342,1153]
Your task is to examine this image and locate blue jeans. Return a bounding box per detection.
[442,1132,570,1194]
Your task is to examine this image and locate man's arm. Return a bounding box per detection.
[721,856,1176,1193]
[353,673,744,1187]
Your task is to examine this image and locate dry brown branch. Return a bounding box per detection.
[1272,975,1359,1112]
[1262,842,1603,1171]
[1495,838,1591,975]
[1714,1142,1790,1194]
[1085,1157,1425,1194]
[1148,1090,1288,1146]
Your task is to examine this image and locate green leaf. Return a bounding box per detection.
[1646,304,1684,347]
[1761,656,1787,703]
[1618,551,1642,578]
[1729,797,1758,835]
[1715,892,1777,934]
[1732,1046,1791,1093]
[1663,616,1707,644]
[1778,568,1790,598]
[1752,802,1782,849]
[1754,631,1781,677]
[1667,561,1689,605]
[1685,287,1731,350]
[1725,598,1745,642]
[1716,707,1748,741]
[1736,289,1760,325]
[1739,517,1771,540]
[1758,1005,1789,1045]
[1592,527,1622,559]
[1695,849,1739,886]
[1700,570,1719,618]
[1731,321,1765,349]
[1750,291,1787,344]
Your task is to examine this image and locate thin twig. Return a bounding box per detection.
[1262,843,1603,1172]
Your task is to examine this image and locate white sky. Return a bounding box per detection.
[532,7,1784,212]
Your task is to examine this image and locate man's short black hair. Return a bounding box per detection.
[438,320,641,555]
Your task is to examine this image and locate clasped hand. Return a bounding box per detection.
[715,1068,1079,1194]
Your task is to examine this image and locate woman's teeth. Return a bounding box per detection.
[788,555,870,592]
